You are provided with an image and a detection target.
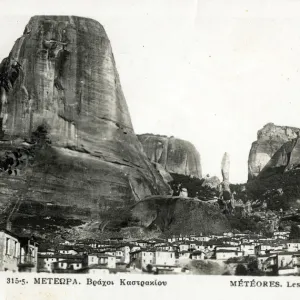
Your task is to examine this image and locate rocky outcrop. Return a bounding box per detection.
[137,134,202,178]
[248,123,300,180]
[131,196,230,235]
[0,16,170,230]
[201,176,220,189]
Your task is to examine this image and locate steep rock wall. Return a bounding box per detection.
[248,123,300,180]
[0,16,170,229]
[137,134,202,178]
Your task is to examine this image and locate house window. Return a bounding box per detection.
[170,254,173,258]
[5,238,10,255]
[77,264,80,267]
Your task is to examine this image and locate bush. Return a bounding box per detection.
[235,264,248,276]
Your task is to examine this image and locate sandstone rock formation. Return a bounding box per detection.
[221,152,230,182]
[137,134,202,178]
[131,196,230,235]
[0,16,170,231]
[247,124,300,208]
[248,123,300,180]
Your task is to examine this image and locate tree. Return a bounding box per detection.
[146,264,153,273]
[235,264,248,276]
[289,223,300,240]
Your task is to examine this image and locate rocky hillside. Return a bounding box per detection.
[137,134,202,178]
[0,16,170,232]
[131,196,230,235]
[248,123,300,180]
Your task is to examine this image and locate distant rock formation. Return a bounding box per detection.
[137,134,202,178]
[247,123,300,208]
[0,16,170,232]
[221,152,230,182]
[131,196,230,235]
[248,123,300,180]
[220,152,231,200]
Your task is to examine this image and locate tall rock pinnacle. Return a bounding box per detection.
[0,16,170,228]
[221,152,230,182]
[220,152,231,200]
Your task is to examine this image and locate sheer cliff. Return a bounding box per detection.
[137,134,202,178]
[247,123,300,208]
[0,16,170,231]
[248,123,300,180]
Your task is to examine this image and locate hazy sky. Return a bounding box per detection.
[1,0,300,183]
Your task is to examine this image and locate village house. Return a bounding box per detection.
[131,250,155,270]
[18,235,38,272]
[154,250,176,266]
[167,236,178,243]
[273,231,290,240]
[179,243,189,252]
[292,254,300,274]
[104,249,117,257]
[191,251,205,260]
[108,237,124,244]
[223,232,234,237]
[277,252,298,269]
[194,236,211,242]
[57,245,79,255]
[215,249,243,260]
[84,253,116,269]
[115,245,130,264]
[52,258,83,273]
[37,254,83,273]
[178,251,191,260]
[134,240,150,248]
[255,244,272,255]
[59,240,76,246]
[155,243,178,252]
[0,229,20,272]
[285,240,300,252]
[240,243,255,256]
[257,254,277,274]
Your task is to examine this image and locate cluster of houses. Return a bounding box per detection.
[1,228,300,275]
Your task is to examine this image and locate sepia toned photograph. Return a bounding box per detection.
[0,0,300,279]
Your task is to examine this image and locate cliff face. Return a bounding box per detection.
[131,196,230,235]
[137,134,202,178]
[247,123,300,208]
[0,16,170,230]
[248,123,300,180]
